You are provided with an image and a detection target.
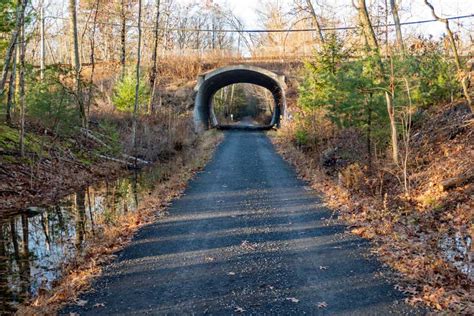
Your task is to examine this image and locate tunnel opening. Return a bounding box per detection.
[194,65,286,132]
[212,83,275,129]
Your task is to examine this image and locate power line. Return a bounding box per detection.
[42,13,474,34]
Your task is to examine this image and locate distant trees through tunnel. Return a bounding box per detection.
[212,83,274,126]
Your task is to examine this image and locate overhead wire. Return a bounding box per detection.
[39,13,474,33]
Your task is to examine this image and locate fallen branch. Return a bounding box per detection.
[96,154,134,167]
[97,154,150,168]
[80,128,110,149]
[440,170,474,191]
[80,128,150,165]
[122,154,150,165]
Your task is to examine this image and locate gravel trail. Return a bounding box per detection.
[63,131,422,315]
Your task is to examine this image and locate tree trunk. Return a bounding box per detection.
[69,0,87,128]
[0,0,24,98]
[305,0,325,44]
[389,0,405,53]
[120,0,127,77]
[149,0,161,112]
[87,0,100,117]
[357,0,379,54]
[385,89,398,163]
[230,84,235,114]
[18,0,26,157]
[6,44,17,125]
[132,0,143,161]
[40,0,45,80]
[357,0,399,164]
[424,0,472,108]
[366,93,372,167]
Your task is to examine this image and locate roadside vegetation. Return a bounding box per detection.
[271,2,472,313]
[15,130,223,315]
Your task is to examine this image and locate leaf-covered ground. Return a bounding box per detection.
[0,124,124,212]
[271,101,473,313]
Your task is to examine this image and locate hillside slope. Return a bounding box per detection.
[273,101,473,312]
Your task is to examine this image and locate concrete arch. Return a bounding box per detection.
[194,65,286,132]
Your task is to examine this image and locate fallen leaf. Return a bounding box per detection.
[234,306,246,313]
[76,299,87,306]
[241,240,257,251]
[286,297,299,303]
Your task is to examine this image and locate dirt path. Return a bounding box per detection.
[62,131,422,315]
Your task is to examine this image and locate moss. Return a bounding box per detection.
[0,124,48,157]
[0,125,21,151]
[0,155,18,164]
[76,151,94,166]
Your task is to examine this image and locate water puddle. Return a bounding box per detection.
[0,166,166,312]
[439,232,473,280]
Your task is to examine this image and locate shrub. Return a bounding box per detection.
[26,68,78,135]
[95,119,122,156]
[112,72,150,113]
[298,35,390,154]
[294,128,308,147]
[394,48,459,107]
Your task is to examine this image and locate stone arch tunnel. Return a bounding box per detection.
[193,65,287,132]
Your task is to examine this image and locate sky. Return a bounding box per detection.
[211,0,473,38]
[42,0,473,46]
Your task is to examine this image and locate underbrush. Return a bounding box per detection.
[0,105,196,211]
[16,130,223,315]
[90,108,195,162]
[271,101,473,313]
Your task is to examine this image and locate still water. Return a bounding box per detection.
[0,166,166,312]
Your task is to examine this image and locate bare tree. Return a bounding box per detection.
[0,0,25,98]
[304,0,325,44]
[120,0,127,77]
[149,0,161,112]
[6,44,18,125]
[132,0,143,159]
[69,0,87,128]
[40,0,46,80]
[389,0,404,53]
[356,0,399,164]
[424,0,472,108]
[18,0,27,157]
[86,0,101,117]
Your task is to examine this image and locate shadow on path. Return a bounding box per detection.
[62,131,423,315]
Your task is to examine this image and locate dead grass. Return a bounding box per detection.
[16,130,224,316]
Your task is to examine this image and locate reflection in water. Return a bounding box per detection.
[0,168,163,311]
